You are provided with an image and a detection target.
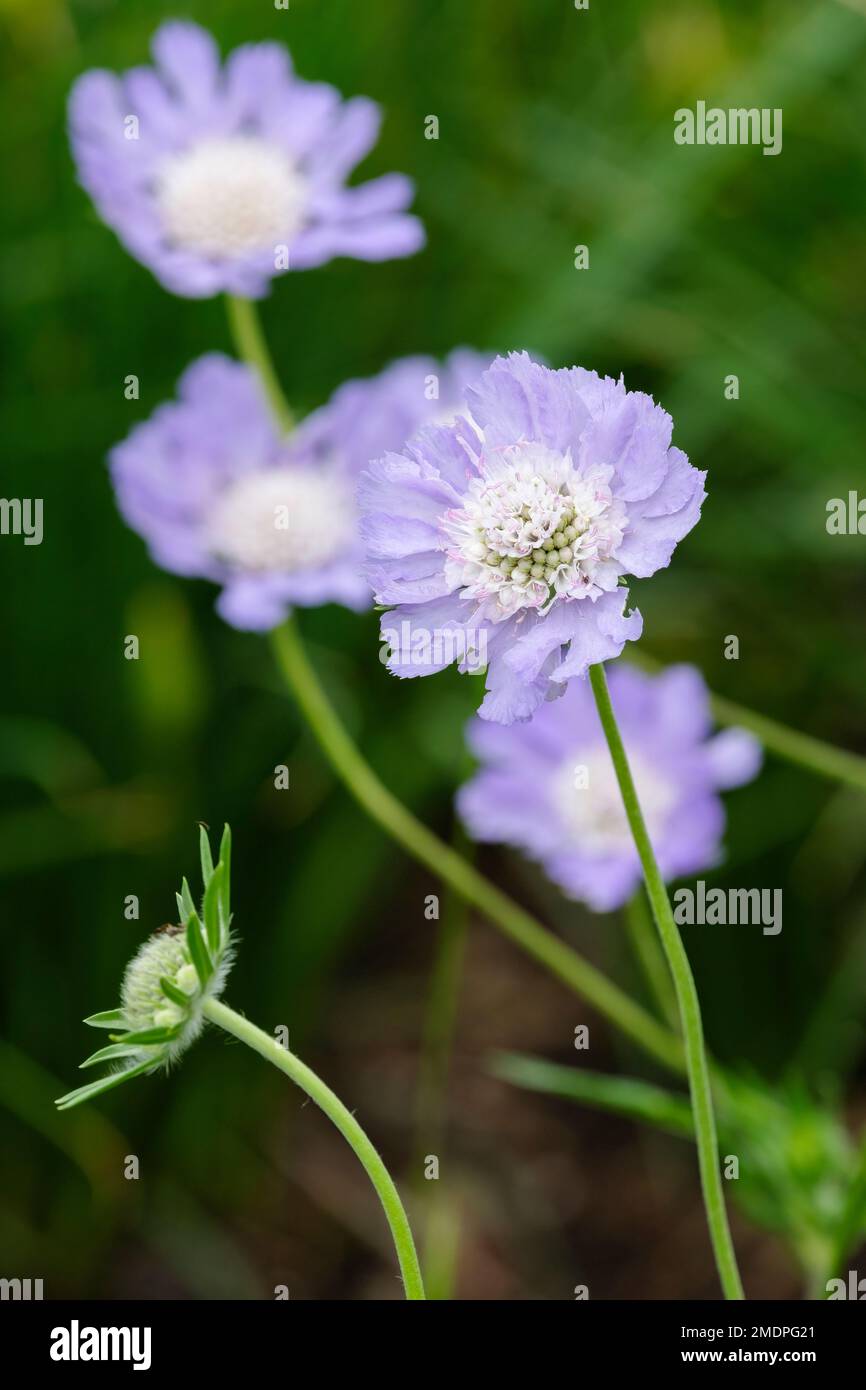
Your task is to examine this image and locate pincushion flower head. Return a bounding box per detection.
[110,349,489,631]
[68,20,423,298]
[457,664,762,912]
[359,352,706,723]
[57,828,233,1110]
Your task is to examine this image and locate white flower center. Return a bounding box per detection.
[156,136,308,259]
[442,442,626,621]
[551,749,675,857]
[206,468,354,574]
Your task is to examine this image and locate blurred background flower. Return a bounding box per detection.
[68,19,423,298]
[458,663,761,911]
[110,348,490,630]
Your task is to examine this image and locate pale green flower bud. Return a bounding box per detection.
[56,825,234,1110]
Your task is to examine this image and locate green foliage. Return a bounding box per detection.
[495,1051,866,1290]
[1,0,866,1296]
[720,1075,866,1290]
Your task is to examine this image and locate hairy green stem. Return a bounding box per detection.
[271,619,682,1074]
[202,997,425,1300]
[588,662,744,1301]
[225,296,295,434]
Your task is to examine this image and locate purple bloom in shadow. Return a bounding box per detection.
[458,663,762,912]
[110,350,490,630]
[69,20,424,298]
[358,351,707,723]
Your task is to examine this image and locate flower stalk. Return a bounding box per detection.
[588,662,744,1301]
[202,997,426,1301]
[271,617,682,1074]
[57,827,425,1301]
[225,296,295,434]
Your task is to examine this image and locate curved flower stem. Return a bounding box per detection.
[271,619,683,1076]
[225,296,295,434]
[588,662,744,1301]
[202,997,425,1300]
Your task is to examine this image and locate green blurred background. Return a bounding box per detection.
[1,0,865,1299]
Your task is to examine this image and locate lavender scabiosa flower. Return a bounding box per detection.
[110,350,490,631]
[111,353,366,630]
[359,352,706,723]
[68,21,423,298]
[458,664,762,912]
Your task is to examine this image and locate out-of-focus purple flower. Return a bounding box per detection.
[458,664,762,912]
[109,349,490,631]
[295,348,490,480]
[69,20,424,298]
[359,352,706,723]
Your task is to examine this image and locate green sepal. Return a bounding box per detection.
[56,1059,156,1111]
[83,1009,124,1030]
[202,862,224,955]
[179,877,196,921]
[186,912,213,986]
[199,825,214,887]
[109,1024,182,1046]
[79,1043,149,1070]
[218,824,232,930]
[160,976,191,1008]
